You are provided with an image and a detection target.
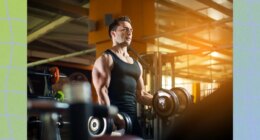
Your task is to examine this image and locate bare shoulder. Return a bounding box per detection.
[94,52,113,69]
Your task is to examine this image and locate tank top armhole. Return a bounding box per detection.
[135,60,142,78]
[103,50,114,70]
[134,60,139,70]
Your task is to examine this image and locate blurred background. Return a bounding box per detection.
[27,0,233,139]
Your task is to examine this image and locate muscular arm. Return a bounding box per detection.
[136,62,153,106]
[92,54,112,106]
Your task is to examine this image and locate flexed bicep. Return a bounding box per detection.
[92,54,113,105]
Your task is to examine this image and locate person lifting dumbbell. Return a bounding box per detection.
[92,16,153,138]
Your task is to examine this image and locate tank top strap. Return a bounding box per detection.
[104,49,120,61]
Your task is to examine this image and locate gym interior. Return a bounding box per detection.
[27,0,233,140]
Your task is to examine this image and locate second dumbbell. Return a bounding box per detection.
[88,112,133,137]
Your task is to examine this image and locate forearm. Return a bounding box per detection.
[97,87,110,106]
[137,91,153,106]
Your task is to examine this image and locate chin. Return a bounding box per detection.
[126,41,131,46]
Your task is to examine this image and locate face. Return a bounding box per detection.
[112,21,133,46]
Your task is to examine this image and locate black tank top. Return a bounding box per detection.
[104,49,141,117]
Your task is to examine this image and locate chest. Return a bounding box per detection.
[112,59,140,79]
[116,54,134,64]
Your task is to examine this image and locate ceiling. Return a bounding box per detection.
[27,0,233,83]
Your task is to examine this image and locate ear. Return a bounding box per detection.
[111,31,116,38]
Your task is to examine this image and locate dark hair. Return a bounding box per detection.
[108,16,131,38]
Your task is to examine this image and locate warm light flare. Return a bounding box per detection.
[210,51,219,57]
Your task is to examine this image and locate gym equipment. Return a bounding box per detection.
[55,91,65,102]
[49,67,60,84]
[151,87,192,140]
[152,87,192,118]
[88,112,133,137]
[28,66,67,98]
[119,112,132,135]
[152,89,179,118]
[171,87,193,114]
[40,113,62,140]
[28,67,65,85]
[88,116,113,137]
[28,99,118,140]
[69,72,89,82]
[28,100,118,117]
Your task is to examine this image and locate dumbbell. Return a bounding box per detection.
[88,112,133,137]
[171,87,193,114]
[152,89,179,118]
[28,99,119,137]
[152,87,192,118]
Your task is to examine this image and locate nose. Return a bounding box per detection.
[127,31,132,36]
[127,30,132,36]
[126,28,133,33]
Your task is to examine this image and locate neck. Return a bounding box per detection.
[112,45,129,56]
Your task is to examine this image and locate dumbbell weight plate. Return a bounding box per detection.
[118,112,132,135]
[171,87,192,113]
[153,89,179,118]
[106,117,114,134]
[88,116,107,137]
[49,67,60,84]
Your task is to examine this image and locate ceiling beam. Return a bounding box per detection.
[196,0,233,17]
[157,9,188,18]
[28,50,94,66]
[175,69,227,78]
[28,7,57,20]
[28,0,89,18]
[38,39,75,53]
[174,57,210,70]
[162,52,233,65]
[162,45,232,65]
[60,40,90,49]
[184,35,221,46]
[174,63,233,77]
[27,2,89,43]
[215,49,233,57]
[158,43,185,51]
[141,17,232,40]
[157,0,213,22]
[28,57,93,71]
[42,32,88,42]
[174,73,214,83]
[165,35,213,49]
[210,56,232,64]
[28,16,72,43]
[174,71,231,83]
[156,0,232,31]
